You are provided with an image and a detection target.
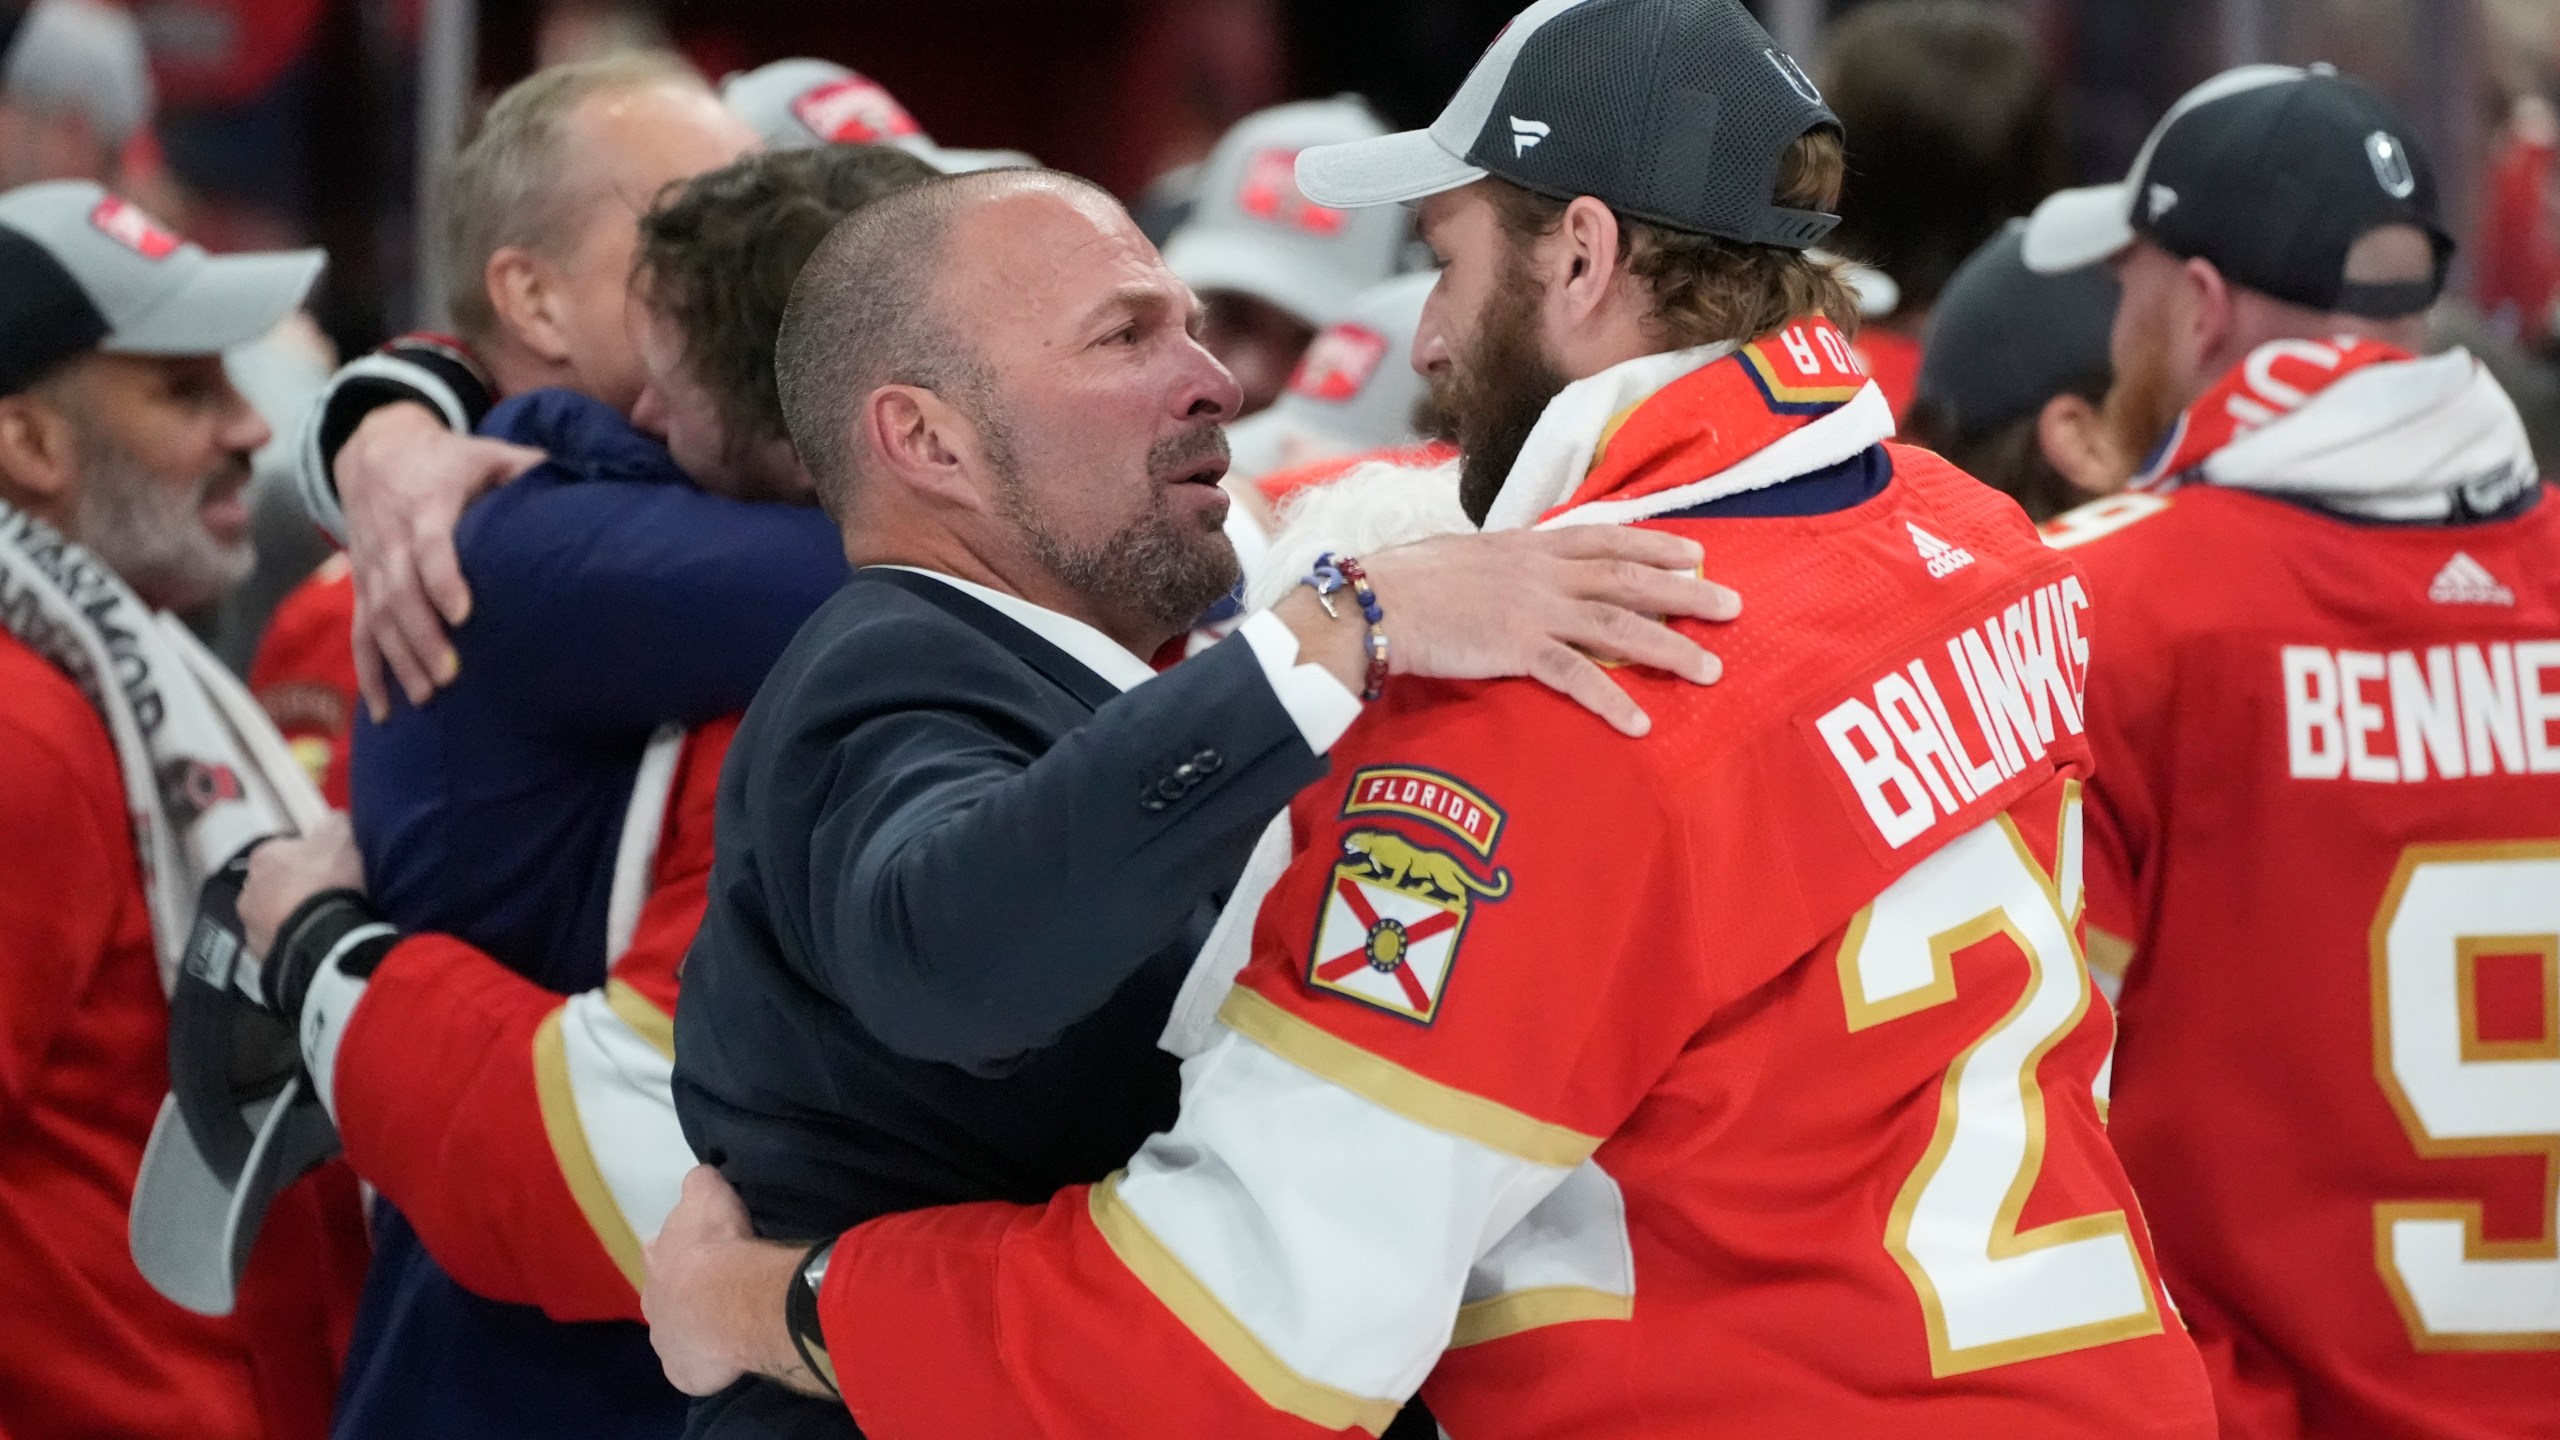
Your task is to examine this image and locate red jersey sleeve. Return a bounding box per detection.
[2045,494,2183,980]
[814,684,1701,1438]
[325,719,730,1320]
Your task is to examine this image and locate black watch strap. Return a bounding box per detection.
[786,1237,842,1400]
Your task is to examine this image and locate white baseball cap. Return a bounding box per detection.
[0,180,323,394]
[718,59,1036,174]
[1225,270,1438,482]
[1162,97,1413,330]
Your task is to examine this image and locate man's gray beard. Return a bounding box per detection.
[984,409,1240,633]
[74,441,252,614]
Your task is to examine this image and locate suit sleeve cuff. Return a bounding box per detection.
[1236,609,1362,754]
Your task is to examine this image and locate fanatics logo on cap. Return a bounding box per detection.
[1237,149,1344,235]
[1508,116,1550,156]
[89,196,181,260]
[1288,322,1389,403]
[789,75,922,145]
[2426,552,2513,606]
[1909,522,1975,579]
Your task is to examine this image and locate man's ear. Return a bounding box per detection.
[485,246,574,366]
[1551,196,1626,326]
[2037,391,2131,501]
[0,389,81,519]
[2183,256,2233,373]
[861,385,993,512]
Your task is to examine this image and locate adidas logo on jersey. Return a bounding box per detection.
[1909,523,1974,579]
[2427,552,2514,607]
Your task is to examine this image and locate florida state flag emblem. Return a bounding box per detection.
[1308,768,1512,1024]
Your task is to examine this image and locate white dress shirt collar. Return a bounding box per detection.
[870,565,1159,694]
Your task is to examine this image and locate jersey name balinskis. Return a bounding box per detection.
[1811,577,2089,849]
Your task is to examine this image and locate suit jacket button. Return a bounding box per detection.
[1139,790,1167,812]
[1173,762,1199,783]
[1156,776,1188,802]
[1192,749,1223,775]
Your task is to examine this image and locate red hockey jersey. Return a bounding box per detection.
[816,328,2215,1438]
[2052,485,2560,1439]
[322,718,732,1320]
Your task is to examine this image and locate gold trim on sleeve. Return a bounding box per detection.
[1087,1175,1404,1437]
[1446,1285,1634,1349]
[1217,987,1601,1169]
[604,978,678,1063]
[531,1007,649,1290]
[2083,925,2135,983]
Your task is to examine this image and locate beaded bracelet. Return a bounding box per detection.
[1331,554,1389,701]
[1301,552,1389,701]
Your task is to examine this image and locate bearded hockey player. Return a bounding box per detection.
[2032,65,2560,1439]
[639,3,2218,1435]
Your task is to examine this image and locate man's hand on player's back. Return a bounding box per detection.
[339,400,543,718]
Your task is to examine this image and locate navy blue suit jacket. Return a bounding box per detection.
[674,569,1328,1437]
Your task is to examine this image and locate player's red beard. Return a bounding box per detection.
[1428,240,1568,526]
[2099,301,2193,473]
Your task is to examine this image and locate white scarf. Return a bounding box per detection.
[0,502,323,994]
[2143,345,2540,522]
[1165,345,1897,1056]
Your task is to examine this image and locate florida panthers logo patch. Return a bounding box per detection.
[1308,829,1509,1024]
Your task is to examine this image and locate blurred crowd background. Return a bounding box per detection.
[7,0,2555,359]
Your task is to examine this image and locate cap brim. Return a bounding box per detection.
[1164,228,1348,329]
[129,1081,338,1317]
[107,248,325,357]
[1296,129,1484,210]
[2021,184,2135,276]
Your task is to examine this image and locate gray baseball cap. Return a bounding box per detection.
[3,0,155,153]
[1296,0,1839,248]
[1162,97,1412,329]
[0,180,323,394]
[1226,270,1438,482]
[718,59,1036,175]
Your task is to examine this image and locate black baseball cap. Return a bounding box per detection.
[1296,0,1840,249]
[0,180,323,396]
[1915,220,2119,441]
[2022,64,2450,318]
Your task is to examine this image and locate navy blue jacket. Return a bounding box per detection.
[341,388,846,1440]
[674,570,1328,1437]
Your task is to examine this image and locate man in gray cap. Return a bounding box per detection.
[0,179,360,1440]
[640,3,2216,1435]
[0,0,154,189]
[1163,97,1414,416]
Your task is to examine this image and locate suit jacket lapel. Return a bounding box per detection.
[861,568,1127,714]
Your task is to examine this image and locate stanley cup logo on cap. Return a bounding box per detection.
[2365,131,2415,199]
[89,196,181,260]
[1765,49,1822,105]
